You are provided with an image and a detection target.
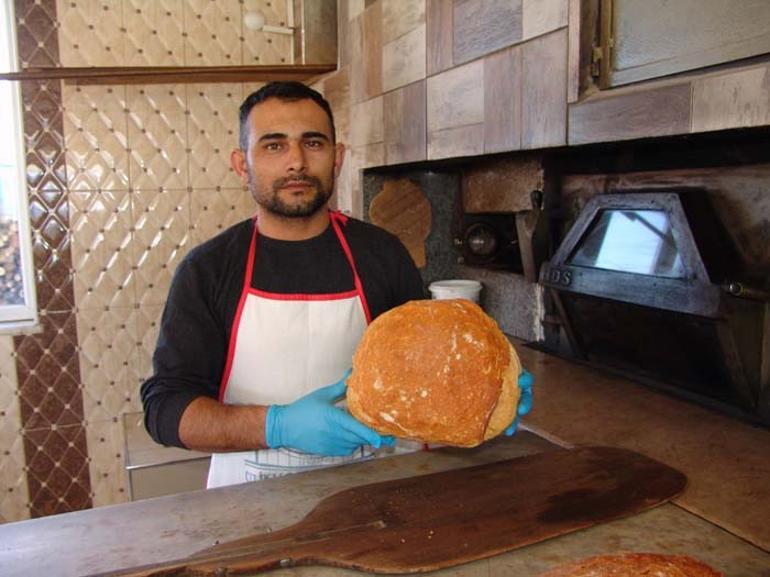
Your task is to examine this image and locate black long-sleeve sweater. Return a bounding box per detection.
[140,216,425,448]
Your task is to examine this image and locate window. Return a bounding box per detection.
[0,2,37,327]
[569,209,685,278]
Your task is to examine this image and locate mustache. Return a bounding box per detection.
[272,174,324,190]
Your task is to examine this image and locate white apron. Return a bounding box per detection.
[207,211,376,488]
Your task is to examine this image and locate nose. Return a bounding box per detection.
[285,140,307,173]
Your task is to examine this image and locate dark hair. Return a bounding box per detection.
[238,81,336,150]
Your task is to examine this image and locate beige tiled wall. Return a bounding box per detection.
[0,336,29,523]
[54,0,292,510]
[0,0,292,522]
[55,0,292,66]
[63,80,267,507]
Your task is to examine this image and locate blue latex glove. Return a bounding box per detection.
[504,370,534,436]
[265,372,396,456]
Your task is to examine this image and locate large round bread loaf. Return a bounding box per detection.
[347,299,521,447]
[536,553,724,577]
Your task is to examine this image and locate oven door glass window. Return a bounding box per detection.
[568,209,685,277]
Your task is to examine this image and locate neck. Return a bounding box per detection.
[255,206,331,241]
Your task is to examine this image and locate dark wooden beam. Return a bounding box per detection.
[0,65,337,85]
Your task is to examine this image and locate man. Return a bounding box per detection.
[141,82,532,489]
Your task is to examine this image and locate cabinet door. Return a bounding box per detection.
[607,0,770,86]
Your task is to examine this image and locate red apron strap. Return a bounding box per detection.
[329,211,373,324]
[218,220,259,401]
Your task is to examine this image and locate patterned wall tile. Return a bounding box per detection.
[85,418,129,508]
[127,85,189,192]
[63,85,130,192]
[77,306,137,423]
[56,0,125,66]
[15,0,60,67]
[0,430,29,523]
[16,0,95,520]
[123,0,185,66]
[187,84,243,190]
[243,29,293,65]
[0,336,29,523]
[242,0,292,64]
[190,188,254,245]
[22,423,91,517]
[69,190,134,310]
[132,303,163,389]
[130,189,191,307]
[22,79,73,314]
[183,0,242,66]
[23,80,67,197]
[15,312,82,430]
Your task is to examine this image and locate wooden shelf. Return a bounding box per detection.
[0,64,337,85]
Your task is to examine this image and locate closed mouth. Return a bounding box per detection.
[281,179,313,189]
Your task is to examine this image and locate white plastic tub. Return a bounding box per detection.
[428,279,483,303]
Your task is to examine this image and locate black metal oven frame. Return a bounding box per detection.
[540,192,722,317]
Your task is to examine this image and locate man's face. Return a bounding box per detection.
[233,97,344,218]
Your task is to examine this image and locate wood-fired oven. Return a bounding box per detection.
[540,190,769,425]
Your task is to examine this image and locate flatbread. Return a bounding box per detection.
[537,553,725,577]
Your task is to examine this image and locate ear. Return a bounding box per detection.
[333,142,345,178]
[230,149,249,187]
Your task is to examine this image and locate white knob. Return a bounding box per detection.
[243,10,266,31]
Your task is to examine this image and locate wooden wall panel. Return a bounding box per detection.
[566,0,581,103]
[349,13,366,104]
[522,29,568,149]
[362,1,383,100]
[522,0,568,40]
[350,0,366,20]
[322,68,351,143]
[350,96,384,147]
[427,59,484,132]
[337,0,351,68]
[382,0,425,45]
[352,143,385,169]
[692,64,770,133]
[426,0,454,75]
[484,46,522,153]
[568,83,691,145]
[428,124,484,160]
[382,24,426,93]
[384,80,427,165]
[453,0,523,65]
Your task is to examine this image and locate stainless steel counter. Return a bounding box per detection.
[0,432,767,576]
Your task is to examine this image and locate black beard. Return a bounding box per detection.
[251,173,334,218]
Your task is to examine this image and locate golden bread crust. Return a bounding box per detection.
[536,553,724,577]
[347,299,520,447]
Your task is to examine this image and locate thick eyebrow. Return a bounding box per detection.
[257,131,331,143]
[301,131,330,141]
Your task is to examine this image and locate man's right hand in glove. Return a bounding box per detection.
[265,374,396,456]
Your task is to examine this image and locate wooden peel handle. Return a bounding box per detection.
[93,550,299,577]
[90,545,317,577]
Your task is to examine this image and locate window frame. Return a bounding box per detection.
[0,1,38,329]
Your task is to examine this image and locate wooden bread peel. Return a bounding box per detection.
[94,446,686,576]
